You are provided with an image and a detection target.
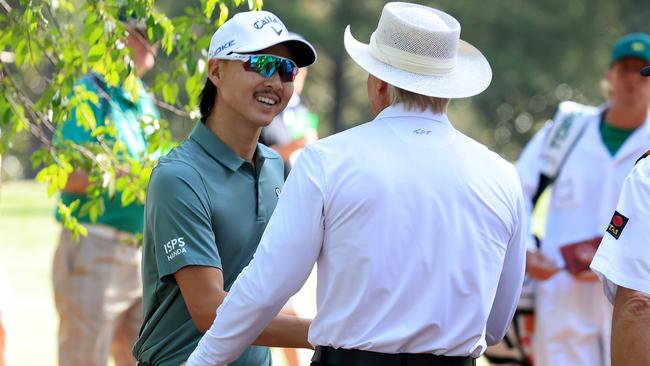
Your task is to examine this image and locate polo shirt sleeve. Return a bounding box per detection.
[55,77,105,145]
[591,158,650,303]
[187,144,326,366]
[146,161,221,280]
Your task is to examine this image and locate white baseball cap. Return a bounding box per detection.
[208,10,317,68]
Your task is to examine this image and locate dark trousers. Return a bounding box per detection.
[311,346,476,366]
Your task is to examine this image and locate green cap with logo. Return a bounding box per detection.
[611,32,650,65]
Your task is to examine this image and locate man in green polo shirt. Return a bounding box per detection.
[133,10,317,366]
[52,15,159,366]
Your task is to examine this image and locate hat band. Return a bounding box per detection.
[369,33,456,76]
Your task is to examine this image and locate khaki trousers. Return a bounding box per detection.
[52,227,142,366]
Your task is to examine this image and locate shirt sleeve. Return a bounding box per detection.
[591,158,650,303]
[146,161,221,279]
[186,144,326,366]
[515,124,550,251]
[485,177,528,345]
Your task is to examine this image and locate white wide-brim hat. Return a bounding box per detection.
[344,2,492,99]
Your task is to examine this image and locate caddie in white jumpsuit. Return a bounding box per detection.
[517,32,650,366]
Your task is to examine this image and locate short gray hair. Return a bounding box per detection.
[388,85,450,114]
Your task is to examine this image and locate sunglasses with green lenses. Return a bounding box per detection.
[224,53,299,82]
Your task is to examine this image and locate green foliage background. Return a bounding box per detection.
[1,0,649,237]
[0,0,262,238]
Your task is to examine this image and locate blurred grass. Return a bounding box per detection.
[0,180,58,366]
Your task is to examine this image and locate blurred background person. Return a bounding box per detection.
[51,13,159,366]
[589,65,650,366]
[0,50,15,366]
[259,60,319,177]
[516,32,650,366]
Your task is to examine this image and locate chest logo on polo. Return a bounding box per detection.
[275,187,281,197]
[606,211,629,240]
[163,237,187,261]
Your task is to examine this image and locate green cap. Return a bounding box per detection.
[611,33,650,65]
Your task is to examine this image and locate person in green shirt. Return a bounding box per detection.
[133,11,317,366]
[51,15,159,366]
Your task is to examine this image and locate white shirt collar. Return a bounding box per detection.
[374,103,451,126]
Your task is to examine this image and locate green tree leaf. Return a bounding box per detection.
[75,103,97,131]
[217,3,229,26]
[88,43,106,64]
[204,0,219,19]
[1,0,261,243]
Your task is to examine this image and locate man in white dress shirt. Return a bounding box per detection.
[187,3,527,366]
[590,65,650,366]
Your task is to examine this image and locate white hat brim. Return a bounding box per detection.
[344,26,492,98]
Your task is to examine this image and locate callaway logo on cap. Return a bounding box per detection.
[207,10,317,68]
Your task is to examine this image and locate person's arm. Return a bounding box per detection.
[187,144,327,366]
[175,265,311,347]
[485,180,527,345]
[63,170,90,194]
[612,287,650,366]
[175,266,227,333]
[525,250,560,280]
[146,162,311,351]
[63,164,131,195]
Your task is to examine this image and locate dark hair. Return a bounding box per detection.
[199,79,218,123]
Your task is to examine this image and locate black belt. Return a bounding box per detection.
[312,346,476,366]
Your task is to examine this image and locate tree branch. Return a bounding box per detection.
[0,0,11,13]
[155,100,191,118]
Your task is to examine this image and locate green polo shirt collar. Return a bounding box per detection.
[190,122,278,171]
